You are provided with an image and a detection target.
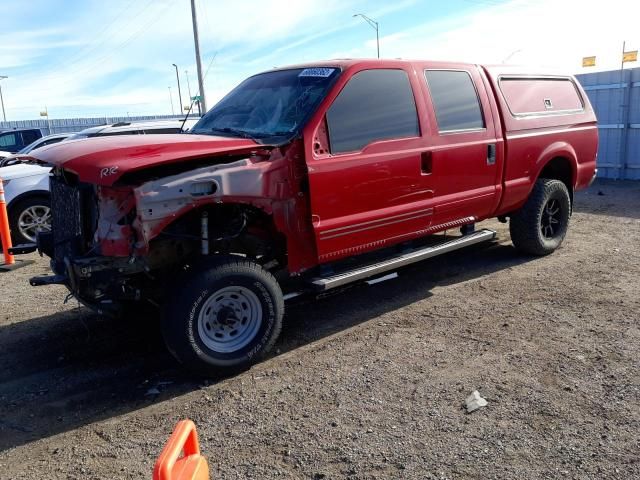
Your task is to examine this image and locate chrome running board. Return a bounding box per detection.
[309,228,496,291]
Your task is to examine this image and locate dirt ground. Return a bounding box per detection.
[0,179,638,480]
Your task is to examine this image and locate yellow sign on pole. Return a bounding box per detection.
[582,56,596,67]
[623,50,638,63]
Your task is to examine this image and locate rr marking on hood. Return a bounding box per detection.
[100,166,119,178]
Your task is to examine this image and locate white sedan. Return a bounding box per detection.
[1,163,52,244]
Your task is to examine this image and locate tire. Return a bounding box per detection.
[161,256,284,374]
[509,179,571,256]
[8,195,51,245]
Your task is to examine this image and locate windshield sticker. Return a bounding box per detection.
[299,68,335,78]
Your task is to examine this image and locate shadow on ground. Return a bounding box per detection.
[0,238,534,451]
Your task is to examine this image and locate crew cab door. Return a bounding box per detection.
[418,65,503,226]
[305,67,434,261]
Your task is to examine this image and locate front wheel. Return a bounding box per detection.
[161,256,284,374]
[509,178,571,256]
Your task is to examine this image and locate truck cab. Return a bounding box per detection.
[24,59,597,375]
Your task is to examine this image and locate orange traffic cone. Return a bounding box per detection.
[0,177,33,272]
[153,420,210,480]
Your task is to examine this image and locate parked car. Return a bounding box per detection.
[0,128,43,159]
[65,119,199,140]
[0,133,71,167]
[22,60,597,375]
[0,120,195,244]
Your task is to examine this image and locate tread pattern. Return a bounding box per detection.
[509,179,571,256]
[162,255,284,374]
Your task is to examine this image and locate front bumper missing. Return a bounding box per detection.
[29,255,147,316]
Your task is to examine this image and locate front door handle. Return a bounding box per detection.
[487,144,496,165]
[421,151,432,174]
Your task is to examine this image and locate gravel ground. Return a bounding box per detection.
[0,179,638,480]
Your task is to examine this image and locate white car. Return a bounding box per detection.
[0,119,198,244]
[1,163,52,244]
[0,133,71,167]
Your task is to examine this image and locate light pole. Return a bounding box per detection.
[172,63,183,112]
[353,13,379,58]
[190,0,207,112]
[0,76,7,122]
[168,86,175,115]
[185,70,192,102]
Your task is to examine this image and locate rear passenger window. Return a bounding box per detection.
[424,70,485,132]
[21,130,40,145]
[326,69,419,154]
[0,133,18,149]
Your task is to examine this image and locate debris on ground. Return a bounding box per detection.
[465,390,488,413]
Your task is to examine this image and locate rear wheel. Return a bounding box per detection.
[8,195,51,244]
[161,256,284,374]
[509,179,571,256]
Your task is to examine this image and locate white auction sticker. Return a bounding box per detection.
[299,68,335,78]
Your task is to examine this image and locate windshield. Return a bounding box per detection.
[17,143,33,154]
[190,67,340,143]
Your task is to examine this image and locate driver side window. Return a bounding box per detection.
[326,69,419,154]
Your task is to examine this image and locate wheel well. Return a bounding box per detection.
[539,157,574,204]
[6,190,50,214]
[151,203,287,269]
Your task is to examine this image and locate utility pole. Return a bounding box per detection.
[190,0,207,113]
[0,76,7,122]
[353,14,380,58]
[172,63,183,112]
[40,107,51,134]
[168,86,175,115]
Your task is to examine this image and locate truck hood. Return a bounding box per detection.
[29,134,265,186]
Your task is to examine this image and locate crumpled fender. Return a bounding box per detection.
[132,158,270,246]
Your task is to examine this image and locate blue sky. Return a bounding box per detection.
[1,0,638,120]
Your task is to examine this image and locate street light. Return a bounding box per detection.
[168,86,175,115]
[0,75,7,122]
[185,70,192,100]
[172,63,183,112]
[353,13,380,58]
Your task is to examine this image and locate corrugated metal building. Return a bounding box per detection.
[576,67,640,179]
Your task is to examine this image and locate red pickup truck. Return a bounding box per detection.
[24,59,597,374]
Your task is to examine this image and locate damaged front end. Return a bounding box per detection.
[30,169,153,314]
[28,149,297,315]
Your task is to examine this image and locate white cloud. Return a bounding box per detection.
[2,0,639,121]
[3,0,361,119]
[364,0,640,72]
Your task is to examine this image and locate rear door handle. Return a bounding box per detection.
[421,151,432,174]
[487,144,496,165]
